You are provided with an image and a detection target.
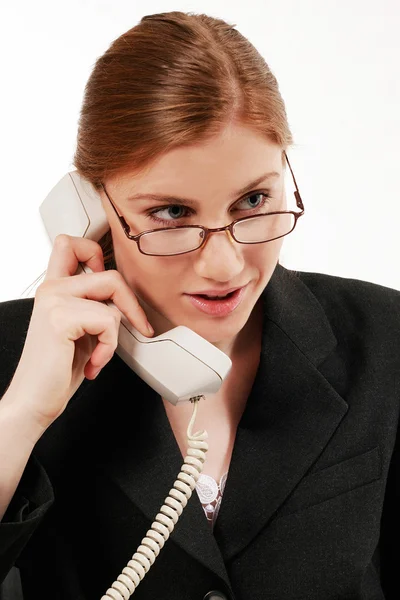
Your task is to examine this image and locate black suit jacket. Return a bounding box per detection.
[1,263,400,600]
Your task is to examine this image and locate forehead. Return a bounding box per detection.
[107,124,284,198]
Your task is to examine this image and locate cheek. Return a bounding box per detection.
[114,246,183,293]
[250,236,283,266]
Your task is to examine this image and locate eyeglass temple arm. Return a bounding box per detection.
[284,151,304,213]
[100,182,132,232]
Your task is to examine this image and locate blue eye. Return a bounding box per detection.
[145,191,272,225]
[237,193,270,210]
[155,205,186,220]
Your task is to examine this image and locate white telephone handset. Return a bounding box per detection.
[39,171,232,406]
[39,171,232,599]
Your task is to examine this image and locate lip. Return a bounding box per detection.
[184,284,248,317]
[187,285,246,296]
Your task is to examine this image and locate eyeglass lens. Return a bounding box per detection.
[139,213,295,256]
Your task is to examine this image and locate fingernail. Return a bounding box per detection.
[147,323,154,335]
[93,367,101,378]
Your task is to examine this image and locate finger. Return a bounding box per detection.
[45,234,105,280]
[61,302,120,378]
[43,273,153,338]
[84,319,120,379]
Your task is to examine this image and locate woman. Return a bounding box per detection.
[0,10,399,600]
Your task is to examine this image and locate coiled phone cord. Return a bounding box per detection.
[100,395,208,600]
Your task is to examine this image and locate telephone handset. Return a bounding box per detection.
[39,170,232,405]
[39,171,232,598]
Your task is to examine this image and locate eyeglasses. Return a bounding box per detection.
[100,151,304,257]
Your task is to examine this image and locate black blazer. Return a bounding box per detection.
[1,263,400,600]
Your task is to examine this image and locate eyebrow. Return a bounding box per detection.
[125,171,280,205]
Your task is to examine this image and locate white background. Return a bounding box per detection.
[1,0,399,302]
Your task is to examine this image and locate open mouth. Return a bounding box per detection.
[185,286,247,316]
[194,291,236,300]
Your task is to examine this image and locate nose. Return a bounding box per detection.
[192,228,245,281]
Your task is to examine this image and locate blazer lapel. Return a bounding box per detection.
[95,263,347,580]
[96,364,232,588]
[213,264,348,560]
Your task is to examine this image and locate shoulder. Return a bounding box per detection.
[294,268,400,305]
[288,267,400,345]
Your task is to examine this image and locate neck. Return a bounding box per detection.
[225,296,263,359]
[162,299,263,449]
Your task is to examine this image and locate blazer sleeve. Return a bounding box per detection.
[0,297,54,582]
[0,452,54,583]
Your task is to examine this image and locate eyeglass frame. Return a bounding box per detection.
[100,150,305,257]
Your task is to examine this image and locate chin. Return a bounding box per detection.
[183,310,250,340]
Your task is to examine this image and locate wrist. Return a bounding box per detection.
[0,392,50,447]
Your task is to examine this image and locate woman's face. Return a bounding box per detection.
[100,123,287,354]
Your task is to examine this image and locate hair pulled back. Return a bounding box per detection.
[73,11,294,269]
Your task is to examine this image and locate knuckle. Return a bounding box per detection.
[83,238,103,254]
[105,269,124,286]
[105,310,120,332]
[35,283,65,312]
[108,306,122,324]
[47,303,68,334]
[36,279,55,298]
[107,268,122,279]
[105,326,119,354]
[53,233,71,248]
[105,270,138,305]
[54,234,102,254]
[103,351,116,368]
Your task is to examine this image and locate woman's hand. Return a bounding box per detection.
[5,234,153,431]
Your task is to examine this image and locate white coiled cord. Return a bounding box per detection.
[100,395,208,600]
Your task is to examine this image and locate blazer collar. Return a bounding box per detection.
[89,263,348,588]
